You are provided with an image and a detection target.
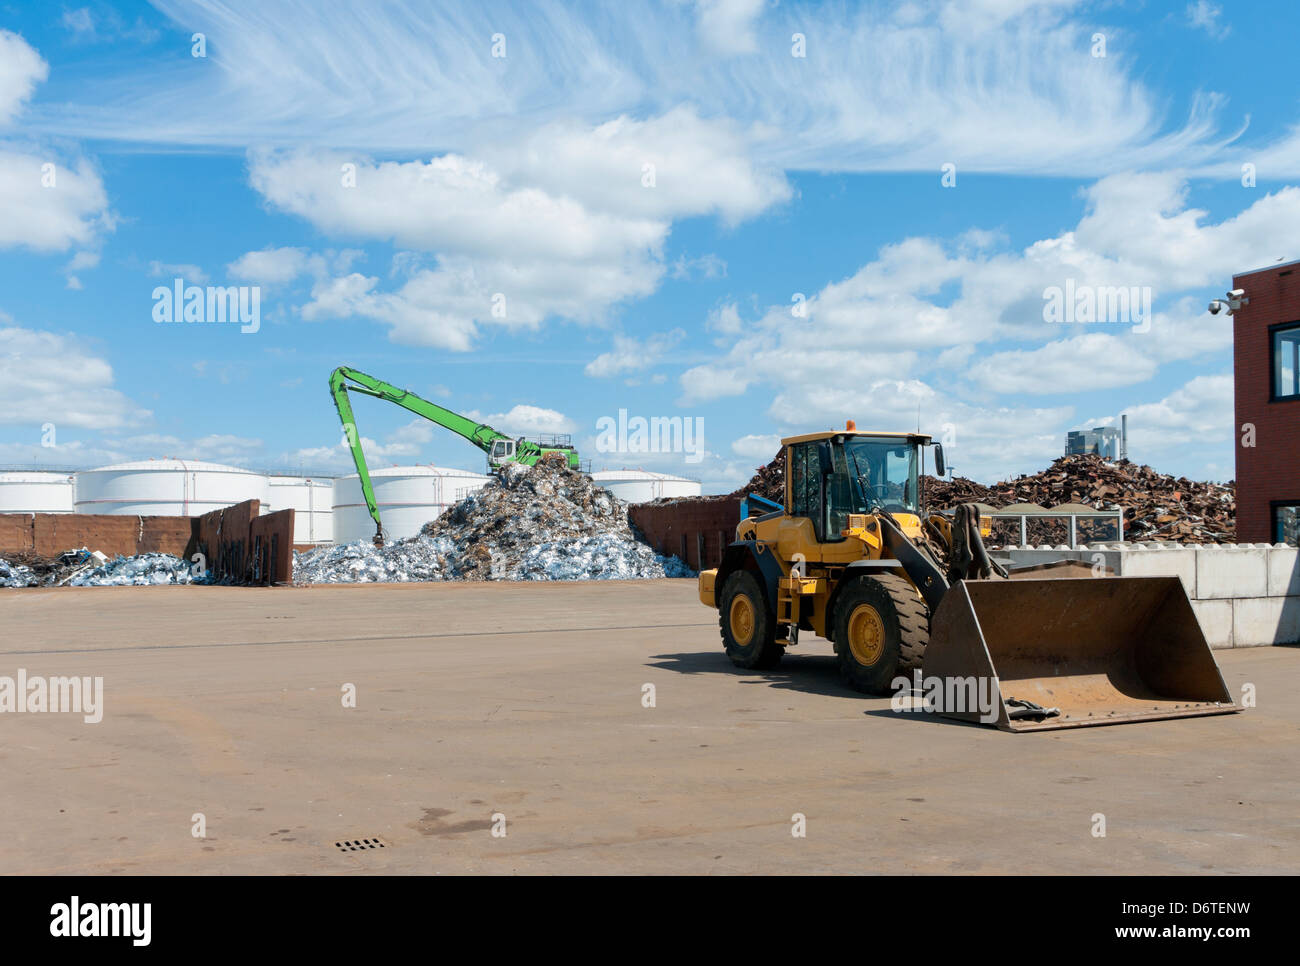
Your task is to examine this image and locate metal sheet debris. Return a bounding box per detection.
[294,458,692,584]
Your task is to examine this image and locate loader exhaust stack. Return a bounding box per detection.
[924,576,1239,732]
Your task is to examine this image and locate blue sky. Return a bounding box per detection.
[1,0,1296,491]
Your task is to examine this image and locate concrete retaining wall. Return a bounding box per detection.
[998,543,1300,648]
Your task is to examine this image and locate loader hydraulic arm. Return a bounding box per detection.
[329,366,516,546]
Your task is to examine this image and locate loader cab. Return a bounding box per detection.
[787,433,922,542]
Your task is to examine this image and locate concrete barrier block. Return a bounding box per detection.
[1117,548,1196,596]
[1191,599,1233,649]
[1267,547,1300,597]
[1196,548,1268,599]
[1231,596,1300,647]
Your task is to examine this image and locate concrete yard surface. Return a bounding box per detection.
[0,580,1297,875]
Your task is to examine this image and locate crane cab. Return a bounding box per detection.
[488,438,517,468]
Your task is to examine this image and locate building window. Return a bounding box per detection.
[1274,323,1300,399]
[1276,504,1300,546]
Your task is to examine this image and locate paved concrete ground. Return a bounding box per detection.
[1,580,1296,875]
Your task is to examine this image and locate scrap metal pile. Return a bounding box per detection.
[0,556,38,588]
[725,449,1234,545]
[0,550,197,587]
[923,454,1236,544]
[731,448,786,503]
[294,456,693,583]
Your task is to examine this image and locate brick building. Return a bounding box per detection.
[1233,259,1300,544]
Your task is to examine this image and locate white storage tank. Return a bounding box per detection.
[74,459,271,516]
[332,465,490,543]
[0,471,75,513]
[269,476,334,545]
[591,469,702,504]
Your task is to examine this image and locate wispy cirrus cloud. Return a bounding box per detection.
[14,0,1292,177]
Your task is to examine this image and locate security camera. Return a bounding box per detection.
[1209,290,1249,315]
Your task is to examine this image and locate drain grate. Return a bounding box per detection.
[335,837,388,852]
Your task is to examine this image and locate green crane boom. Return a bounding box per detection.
[329,365,580,545]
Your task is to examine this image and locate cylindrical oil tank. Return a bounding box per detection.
[74,459,271,516]
[332,465,490,544]
[591,469,702,503]
[0,471,76,513]
[268,476,334,544]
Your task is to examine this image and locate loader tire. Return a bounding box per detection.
[833,574,929,695]
[719,570,782,670]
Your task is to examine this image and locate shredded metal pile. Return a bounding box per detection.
[66,553,198,586]
[0,558,38,588]
[294,456,692,583]
[0,551,197,587]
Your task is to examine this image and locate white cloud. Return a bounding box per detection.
[0,324,150,430]
[706,302,744,335]
[731,433,782,461]
[669,171,1295,480]
[1186,1,1229,39]
[671,253,727,280]
[695,0,764,55]
[149,260,208,284]
[1085,373,1234,478]
[484,108,791,226]
[227,246,361,285]
[683,172,1297,408]
[585,328,685,378]
[385,419,435,447]
[22,1,1271,177]
[0,30,46,126]
[105,433,264,465]
[0,151,111,251]
[58,7,160,45]
[467,405,576,437]
[61,8,95,36]
[968,332,1158,394]
[0,34,114,253]
[252,116,786,347]
[227,247,309,284]
[250,149,667,260]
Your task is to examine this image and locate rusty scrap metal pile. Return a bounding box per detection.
[925,454,1236,544]
[731,448,786,503]
[728,450,1235,545]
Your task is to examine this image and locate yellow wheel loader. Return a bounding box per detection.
[698,423,1239,731]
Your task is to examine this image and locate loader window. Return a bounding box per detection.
[789,445,807,515]
[788,442,839,541]
[842,437,919,515]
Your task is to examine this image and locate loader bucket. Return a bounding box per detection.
[924,577,1238,732]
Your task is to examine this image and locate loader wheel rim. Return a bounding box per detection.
[847,604,886,666]
[730,595,756,647]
